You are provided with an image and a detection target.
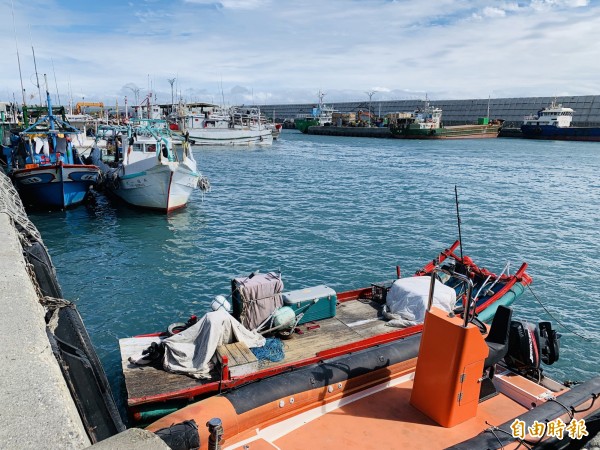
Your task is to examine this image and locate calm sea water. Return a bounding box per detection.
[29,130,600,413]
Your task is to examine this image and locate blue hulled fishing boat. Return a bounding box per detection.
[3,89,100,209]
[521,101,600,141]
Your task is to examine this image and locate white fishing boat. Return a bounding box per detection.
[90,123,201,213]
[174,104,273,146]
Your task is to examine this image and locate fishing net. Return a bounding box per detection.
[251,337,285,364]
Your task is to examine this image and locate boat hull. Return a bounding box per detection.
[393,124,501,139]
[295,118,319,133]
[113,163,197,212]
[186,128,273,146]
[521,124,600,141]
[91,148,199,213]
[12,163,99,209]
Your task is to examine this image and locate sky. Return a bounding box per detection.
[1,0,599,107]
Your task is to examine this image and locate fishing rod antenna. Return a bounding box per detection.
[454,185,464,261]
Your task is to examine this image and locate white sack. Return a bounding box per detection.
[383,276,456,328]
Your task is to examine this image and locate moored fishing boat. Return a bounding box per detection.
[390,99,502,139]
[3,90,100,209]
[521,100,600,141]
[145,264,600,450]
[90,121,200,213]
[294,91,336,133]
[173,104,273,146]
[119,241,531,424]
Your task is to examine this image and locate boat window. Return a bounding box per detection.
[147,144,156,153]
[133,144,143,152]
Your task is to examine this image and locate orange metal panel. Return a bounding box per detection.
[410,307,489,427]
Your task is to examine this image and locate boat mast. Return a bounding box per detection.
[10,0,27,108]
[29,27,43,106]
[51,57,61,107]
[44,74,57,152]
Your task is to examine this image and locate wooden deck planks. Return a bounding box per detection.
[217,342,259,376]
[119,337,209,401]
[120,298,403,404]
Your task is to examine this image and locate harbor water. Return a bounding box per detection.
[28,130,600,414]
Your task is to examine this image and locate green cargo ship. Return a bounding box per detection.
[294,91,336,133]
[390,101,502,139]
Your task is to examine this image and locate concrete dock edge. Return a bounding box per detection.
[0,212,90,449]
[0,172,170,449]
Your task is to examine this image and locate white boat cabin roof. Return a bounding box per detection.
[523,102,574,126]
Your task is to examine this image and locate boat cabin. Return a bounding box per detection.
[523,103,574,128]
[410,105,442,130]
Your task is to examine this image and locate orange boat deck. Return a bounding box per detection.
[226,379,528,450]
[223,373,572,450]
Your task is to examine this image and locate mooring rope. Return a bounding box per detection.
[526,284,592,342]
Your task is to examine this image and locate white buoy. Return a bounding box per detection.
[211,295,231,312]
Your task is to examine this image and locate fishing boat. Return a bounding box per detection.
[0,103,16,174]
[173,104,273,146]
[3,90,100,209]
[521,101,600,141]
[294,91,336,133]
[119,241,531,424]
[390,99,502,139]
[145,267,600,450]
[90,120,200,213]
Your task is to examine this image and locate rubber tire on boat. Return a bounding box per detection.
[167,322,188,336]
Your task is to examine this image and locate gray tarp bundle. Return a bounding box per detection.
[233,272,284,331]
[162,309,266,379]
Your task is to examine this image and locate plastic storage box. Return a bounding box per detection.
[282,285,337,325]
[371,280,396,304]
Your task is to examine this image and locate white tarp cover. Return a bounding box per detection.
[162,309,266,379]
[383,276,457,328]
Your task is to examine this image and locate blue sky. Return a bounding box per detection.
[1,0,598,106]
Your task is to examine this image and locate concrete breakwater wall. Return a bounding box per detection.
[0,172,168,449]
[261,94,600,127]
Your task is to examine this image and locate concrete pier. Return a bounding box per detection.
[0,172,168,449]
[0,211,91,448]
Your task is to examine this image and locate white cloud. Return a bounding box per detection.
[0,0,598,105]
[183,0,269,9]
[480,7,507,18]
